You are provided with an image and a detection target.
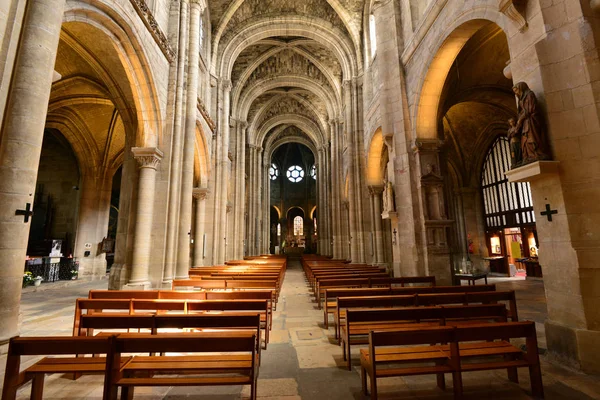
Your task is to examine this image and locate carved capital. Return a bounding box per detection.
[189,0,207,12]
[371,0,393,12]
[499,0,528,33]
[411,139,444,154]
[132,147,164,169]
[221,79,232,91]
[193,187,210,200]
[368,185,384,196]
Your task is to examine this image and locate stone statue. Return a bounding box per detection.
[507,117,522,168]
[382,179,395,212]
[512,82,549,165]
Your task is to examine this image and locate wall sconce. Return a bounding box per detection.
[392,229,397,246]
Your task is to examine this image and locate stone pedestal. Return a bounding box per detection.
[507,160,600,374]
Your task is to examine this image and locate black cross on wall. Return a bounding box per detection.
[16,203,33,223]
[540,204,558,222]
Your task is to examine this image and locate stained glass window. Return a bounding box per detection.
[269,164,279,180]
[293,216,303,236]
[310,165,317,180]
[481,137,534,229]
[287,165,304,183]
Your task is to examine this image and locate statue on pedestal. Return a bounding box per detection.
[512,82,549,166]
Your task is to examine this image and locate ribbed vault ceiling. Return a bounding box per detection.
[208,0,365,152]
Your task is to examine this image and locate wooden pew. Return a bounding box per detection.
[2,335,123,400]
[323,285,497,326]
[186,300,270,347]
[341,304,507,369]
[360,322,543,400]
[89,290,159,300]
[107,333,259,400]
[333,290,519,340]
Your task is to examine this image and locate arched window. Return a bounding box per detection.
[269,163,279,180]
[293,216,303,236]
[369,15,377,59]
[310,165,317,180]
[277,223,281,237]
[287,165,304,182]
[481,137,534,228]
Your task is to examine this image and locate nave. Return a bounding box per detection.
[2,258,599,400]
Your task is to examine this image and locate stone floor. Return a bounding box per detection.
[2,260,600,399]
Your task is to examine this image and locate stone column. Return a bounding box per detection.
[232,120,247,259]
[0,0,66,342]
[175,0,203,278]
[163,0,189,284]
[369,185,385,264]
[192,187,209,266]
[247,145,257,256]
[129,147,163,287]
[217,80,232,264]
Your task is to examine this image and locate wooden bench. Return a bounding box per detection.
[323,284,497,326]
[334,290,519,340]
[360,321,543,399]
[341,304,507,369]
[2,335,123,400]
[108,333,259,400]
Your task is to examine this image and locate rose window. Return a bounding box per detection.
[286,165,304,183]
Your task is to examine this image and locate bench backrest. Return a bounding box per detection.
[346,304,507,325]
[113,332,256,354]
[157,291,207,300]
[89,290,159,299]
[337,295,417,309]
[369,276,436,287]
[186,299,268,313]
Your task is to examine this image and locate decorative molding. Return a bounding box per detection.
[130,0,176,63]
[132,147,164,169]
[193,187,210,200]
[499,0,528,33]
[198,100,216,132]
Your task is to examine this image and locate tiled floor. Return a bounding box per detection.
[1,261,600,399]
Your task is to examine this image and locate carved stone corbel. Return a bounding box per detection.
[499,0,528,33]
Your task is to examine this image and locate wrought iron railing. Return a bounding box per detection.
[25,260,79,283]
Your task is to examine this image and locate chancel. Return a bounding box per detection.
[1,0,600,398]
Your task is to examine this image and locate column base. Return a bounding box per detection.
[545,320,600,374]
[125,281,152,290]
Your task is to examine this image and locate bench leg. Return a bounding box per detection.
[370,374,378,400]
[346,343,352,370]
[30,374,45,400]
[505,354,519,383]
[452,372,463,399]
[324,311,328,329]
[120,386,134,400]
[250,380,257,400]
[529,364,544,399]
[361,366,368,395]
[435,362,446,390]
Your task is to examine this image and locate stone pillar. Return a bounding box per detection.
[192,187,209,266]
[217,80,232,264]
[129,147,163,287]
[247,144,257,256]
[233,120,247,259]
[0,0,66,342]
[369,185,385,264]
[176,0,203,278]
[163,0,189,284]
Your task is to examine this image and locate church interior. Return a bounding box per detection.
[1,0,600,398]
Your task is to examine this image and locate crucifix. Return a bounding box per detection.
[16,203,34,223]
[540,204,557,222]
